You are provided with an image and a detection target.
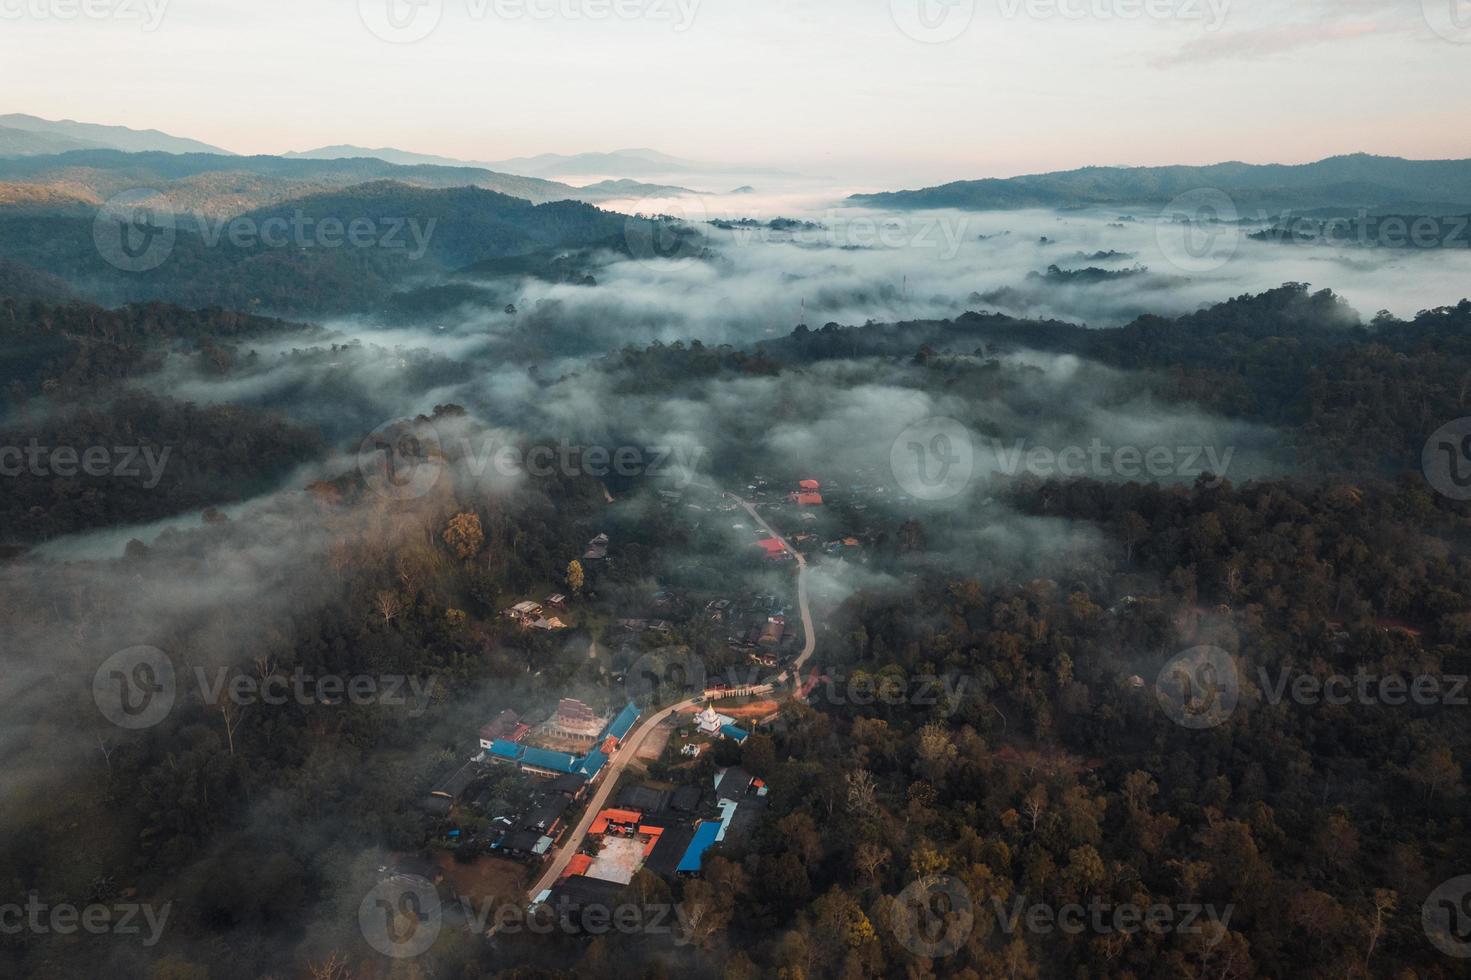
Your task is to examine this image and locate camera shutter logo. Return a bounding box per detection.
[624,196,710,271]
[359,0,443,42]
[1156,188,1240,273]
[1156,646,1238,729]
[94,646,176,730]
[360,876,442,958]
[1422,418,1471,501]
[1424,0,1471,42]
[891,0,976,43]
[891,417,974,501]
[625,648,707,703]
[891,875,974,958]
[94,189,176,273]
[358,418,446,500]
[1424,876,1471,958]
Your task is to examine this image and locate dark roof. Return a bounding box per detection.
[498,829,550,855]
[432,760,482,800]
[670,784,703,812]
[548,772,590,795]
[419,795,453,816]
[714,767,754,802]
[643,822,697,878]
[546,875,625,927]
[618,785,670,814]
[525,794,573,832]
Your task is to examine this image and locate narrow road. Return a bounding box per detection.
[525,695,700,901]
[735,497,817,682]
[522,494,818,905]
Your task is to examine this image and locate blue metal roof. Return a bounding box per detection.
[488,740,524,760]
[676,820,723,874]
[720,724,749,743]
[578,749,608,778]
[601,703,641,742]
[518,746,579,773]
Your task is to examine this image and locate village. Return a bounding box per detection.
[370,465,924,935]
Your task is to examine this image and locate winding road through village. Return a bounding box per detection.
[522,494,818,903]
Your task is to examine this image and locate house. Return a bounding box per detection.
[496,829,554,861]
[504,601,544,625]
[431,760,483,803]
[675,820,724,876]
[714,767,755,802]
[583,533,610,561]
[478,709,522,750]
[719,724,750,745]
[755,538,787,560]
[530,617,568,632]
[545,594,567,608]
[798,479,821,492]
[758,617,785,649]
[547,772,590,800]
[791,491,823,506]
[619,785,671,814]
[524,795,573,836]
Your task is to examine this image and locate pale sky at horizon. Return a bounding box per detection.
[3,0,1470,185]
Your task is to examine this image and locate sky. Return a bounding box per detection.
[2,0,1470,185]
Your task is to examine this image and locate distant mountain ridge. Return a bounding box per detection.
[850,154,1471,214]
[0,113,230,156]
[0,148,692,213]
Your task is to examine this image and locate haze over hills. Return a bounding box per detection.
[0,148,693,214]
[851,153,1471,214]
[0,112,231,156]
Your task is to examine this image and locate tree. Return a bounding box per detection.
[443,511,485,561]
[566,559,585,593]
[374,590,404,624]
